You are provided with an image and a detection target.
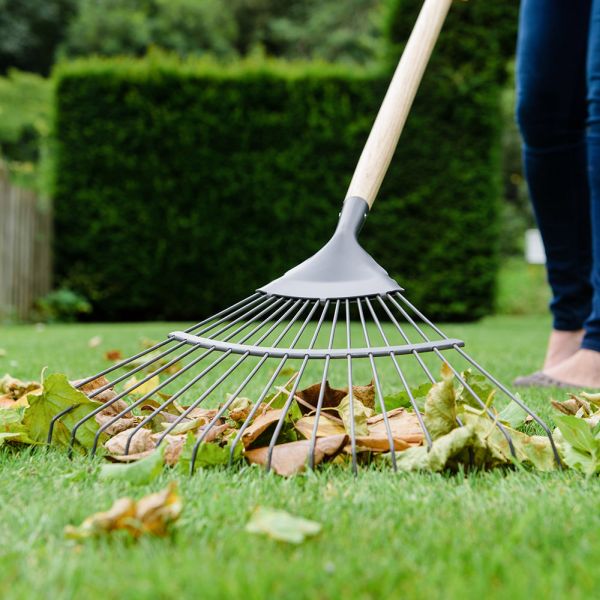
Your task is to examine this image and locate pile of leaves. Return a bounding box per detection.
[2,362,600,477]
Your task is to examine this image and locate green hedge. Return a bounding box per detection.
[53,1,519,321]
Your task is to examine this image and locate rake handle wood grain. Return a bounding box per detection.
[347,0,453,208]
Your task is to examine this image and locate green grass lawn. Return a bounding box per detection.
[0,315,598,600]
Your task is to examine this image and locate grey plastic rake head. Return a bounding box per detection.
[47,0,561,473]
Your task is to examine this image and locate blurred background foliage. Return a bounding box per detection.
[0,0,545,320]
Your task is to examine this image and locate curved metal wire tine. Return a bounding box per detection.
[356,299,396,470]
[88,293,278,399]
[370,297,433,449]
[118,298,299,454]
[53,341,200,448]
[138,298,302,461]
[308,299,338,470]
[382,295,466,429]
[74,292,263,389]
[121,350,237,455]
[375,296,436,383]
[226,300,314,465]
[432,347,517,458]
[189,355,271,472]
[150,299,296,449]
[392,292,448,340]
[51,294,274,446]
[392,293,562,465]
[265,355,309,473]
[452,345,562,465]
[345,299,358,475]
[89,293,284,451]
[79,344,210,453]
[227,358,289,466]
[265,300,324,472]
[185,299,304,462]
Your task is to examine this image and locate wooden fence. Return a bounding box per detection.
[0,165,52,320]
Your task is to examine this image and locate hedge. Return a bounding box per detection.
[53,1,519,321]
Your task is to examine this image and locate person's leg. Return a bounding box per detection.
[515,0,592,371]
[545,0,600,386]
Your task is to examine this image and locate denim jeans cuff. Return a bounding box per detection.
[581,337,600,353]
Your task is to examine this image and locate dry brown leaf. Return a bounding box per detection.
[241,409,284,447]
[352,381,375,410]
[245,434,347,476]
[295,414,346,439]
[105,350,123,361]
[0,374,41,407]
[104,427,155,455]
[0,393,31,409]
[368,408,424,440]
[65,482,182,539]
[75,375,139,435]
[295,381,347,415]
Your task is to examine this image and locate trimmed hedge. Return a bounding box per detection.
[53,1,519,321]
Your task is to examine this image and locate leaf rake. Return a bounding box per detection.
[48,0,561,473]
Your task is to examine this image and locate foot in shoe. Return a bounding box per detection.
[543,349,600,388]
[543,329,585,369]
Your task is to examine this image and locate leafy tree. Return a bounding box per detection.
[60,0,238,59]
[0,0,77,74]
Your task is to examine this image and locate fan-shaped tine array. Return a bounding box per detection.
[49,290,561,472]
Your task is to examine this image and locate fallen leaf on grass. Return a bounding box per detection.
[104,350,122,361]
[423,363,457,439]
[65,482,182,539]
[124,375,160,397]
[0,374,41,408]
[245,434,346,476]
[553,414,600,476]
[294,380,375,415]
[337,395,374,437]
[105,427,155,455]
[245,506,321,543]
[100,446,165,485]
[356,408,424,451]
[242,409,285,447]
[88,336,102,348]
[23,372,105,449]
[295,414,346,438]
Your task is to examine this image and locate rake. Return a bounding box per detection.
[49,0,561,473]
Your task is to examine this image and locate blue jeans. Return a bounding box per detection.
[517,0,600,351]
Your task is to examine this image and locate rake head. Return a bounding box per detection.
[49,198,561,474]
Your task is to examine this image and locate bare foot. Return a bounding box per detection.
[543,329,585,369]
[543,348,600,388]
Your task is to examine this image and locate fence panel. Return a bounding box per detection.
[0,166,52,320]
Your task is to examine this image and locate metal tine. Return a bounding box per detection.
[265,300,325,472]
[149,299,308,453]
[392,292,561,462]
[308,299,338,470]
[378,295,464,429]
[185,299,309,463]
[453,347,562,464]
[226,300,318,466]
[345,299,358,474]
[70,296,289,452]
[387,293,517,457]
[356,299,397,471]
[97,297,296,454]
[372,296,433,449]
[74,292,263,389]
[87,293,278,399]
[376,296,435,383]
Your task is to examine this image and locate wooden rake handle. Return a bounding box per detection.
[346,0,453,208]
